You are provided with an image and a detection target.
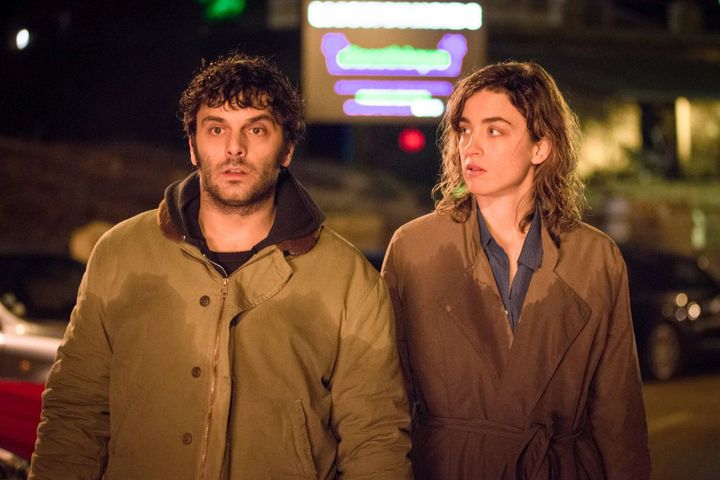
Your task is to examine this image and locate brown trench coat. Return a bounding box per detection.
[382,207,650,480]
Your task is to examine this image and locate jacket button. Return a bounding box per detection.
[182,433,193,445]
[191,366,201,378]
[199,295,210,306]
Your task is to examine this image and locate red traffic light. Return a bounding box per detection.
[398,127,426,154]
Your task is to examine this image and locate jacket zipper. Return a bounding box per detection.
[199,256,229,480]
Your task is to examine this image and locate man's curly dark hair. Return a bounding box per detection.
[179,53,304,148]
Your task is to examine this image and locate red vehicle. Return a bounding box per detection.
[0,381,43,478]
[0,253,84,479]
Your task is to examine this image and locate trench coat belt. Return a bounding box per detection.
[416,414,590,480]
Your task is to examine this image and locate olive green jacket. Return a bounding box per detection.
[30,174,412,480]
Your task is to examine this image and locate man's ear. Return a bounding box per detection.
[531,137,551,165]
[188,137,197,166]
[280,143,294,168]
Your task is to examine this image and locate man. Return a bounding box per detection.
[382,61,650,479]
[30,53,412,479]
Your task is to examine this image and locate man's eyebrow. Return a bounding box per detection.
[244,113,276,124]
[200,115,227,125]
[199,113,277,125]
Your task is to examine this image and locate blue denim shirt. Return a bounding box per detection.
[477,208,542,332]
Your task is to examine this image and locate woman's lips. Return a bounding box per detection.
[465,163,485,176]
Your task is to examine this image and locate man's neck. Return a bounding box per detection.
[198,193,276,253]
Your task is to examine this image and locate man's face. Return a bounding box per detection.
[458,89,549,206]
[190,102,293,212]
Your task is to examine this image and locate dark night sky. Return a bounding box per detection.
[1,0,299,146]
[2,0,720,147]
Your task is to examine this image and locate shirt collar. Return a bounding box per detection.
[476,205,543,270]
[477,207,494,249]
[518,208,542,270]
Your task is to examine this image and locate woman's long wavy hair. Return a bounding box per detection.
[433,61,585,244]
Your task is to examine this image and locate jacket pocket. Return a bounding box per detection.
[228,398,319,479]
[290,400,319,478]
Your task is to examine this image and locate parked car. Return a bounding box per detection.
[622,246,720,381]
[0,252,84,478]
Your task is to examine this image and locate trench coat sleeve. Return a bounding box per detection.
[588,251,651,479]
[330,274,413,479]
[380,233,416,409]
[29,241,112,480]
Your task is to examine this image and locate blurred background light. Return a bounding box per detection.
[398,127,426,153]
[15,28,30,50]
[676,292,689,307]
[197,0,246,20]
[676,96,692,167]
[308,1,482,30]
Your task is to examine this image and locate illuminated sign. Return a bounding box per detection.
[303,0,486,123]
[308,1,482,30]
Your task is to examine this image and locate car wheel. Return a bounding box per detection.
[645,322,683,381]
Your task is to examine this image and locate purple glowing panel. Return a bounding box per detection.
[334,79,454,96]
[343,100,413,117]
[321,32,467,77]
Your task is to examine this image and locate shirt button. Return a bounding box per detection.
[182,433,193,445]
[199,295,210,306]
[191,366,201,378]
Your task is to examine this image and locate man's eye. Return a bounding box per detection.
[249,127,265,135]
[209,127,223,135]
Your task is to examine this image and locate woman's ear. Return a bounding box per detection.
[531,137,551,165]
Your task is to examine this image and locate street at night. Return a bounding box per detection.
[3,1,720,479]
[645,365,720,480]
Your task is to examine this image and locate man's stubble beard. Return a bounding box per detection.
[193,143,282,216]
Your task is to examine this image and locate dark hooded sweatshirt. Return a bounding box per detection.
[163,168,325,275]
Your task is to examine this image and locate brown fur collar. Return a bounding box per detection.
[156,198,321,256]
[157,198,183,242]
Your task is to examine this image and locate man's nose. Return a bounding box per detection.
[226,131,246,157]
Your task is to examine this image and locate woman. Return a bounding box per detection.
[382,61,650,479]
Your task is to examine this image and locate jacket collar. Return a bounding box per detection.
[157,168,325,257]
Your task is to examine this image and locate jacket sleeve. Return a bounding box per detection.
[29,242,112,480]
[330,273,413,479]
[588,250,651,480]
[380,231,417,410]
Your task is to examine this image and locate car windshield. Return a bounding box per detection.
[0,256,84,321]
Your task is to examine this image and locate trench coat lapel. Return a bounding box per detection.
[491,225,591,421]
[436,209,513,389]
